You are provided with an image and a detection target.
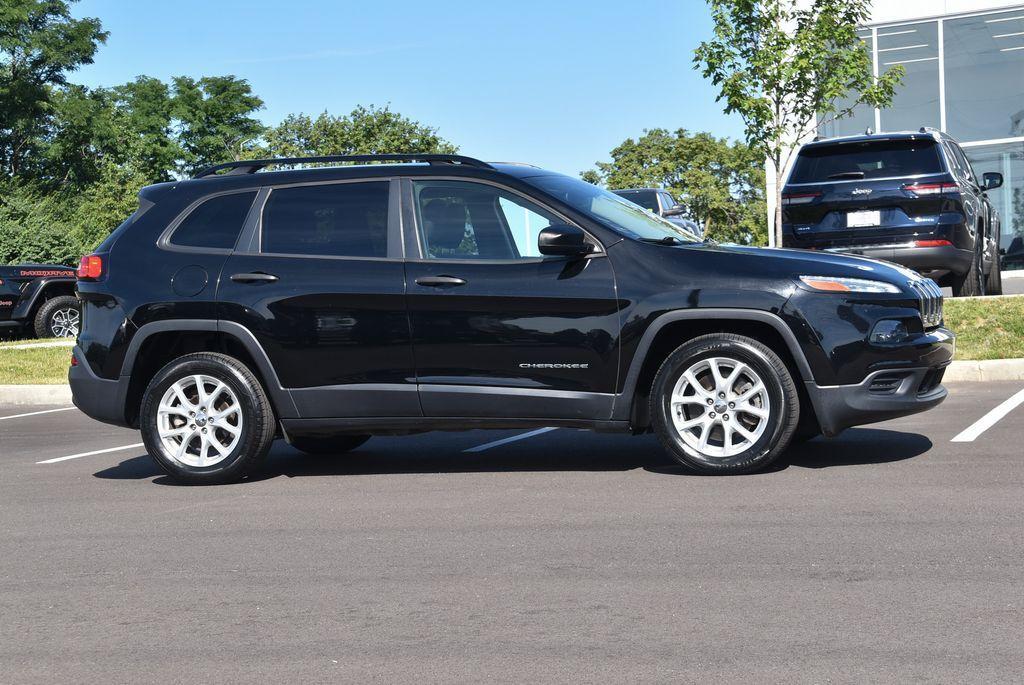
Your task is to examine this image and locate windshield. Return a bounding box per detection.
[526,175,700,242]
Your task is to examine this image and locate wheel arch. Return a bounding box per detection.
[614,309,818,430]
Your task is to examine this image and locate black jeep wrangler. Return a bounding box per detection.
[781,129,1003,297]
[0,264,80,339]
[70,154,953,484]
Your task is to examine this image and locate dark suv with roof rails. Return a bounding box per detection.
[781,128,1003,296]
[70,153,953,484]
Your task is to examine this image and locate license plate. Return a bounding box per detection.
[847,210,881,228]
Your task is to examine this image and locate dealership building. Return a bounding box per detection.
[769,1,1024,267]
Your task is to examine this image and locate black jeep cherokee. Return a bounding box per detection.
[0,264,79,339]
[781,129,1003,297]
[70,154,953,483]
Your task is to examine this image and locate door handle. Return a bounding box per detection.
[230,272,279,284]
[415,275,467,287]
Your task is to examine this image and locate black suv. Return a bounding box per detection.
[781,129,1003,296]
[612,187,702,237]
[0,264,79,339]
[70,154,953,483]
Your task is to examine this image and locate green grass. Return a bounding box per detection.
[944,295,1024,361]
[0,297,1021,384]
[0,337,65,348]
[0,344,71,384]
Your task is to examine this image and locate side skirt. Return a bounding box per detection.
[280,417,632,438]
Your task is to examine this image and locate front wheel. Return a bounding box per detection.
[953,241,985,297]
[140,352,276,484]
[985,245,1003,295]
[34,295,80,339]
[650,334,799,475]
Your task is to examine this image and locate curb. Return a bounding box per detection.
[944,358,1024,382]
[0,384,72,406]
[1002,270,1024,280]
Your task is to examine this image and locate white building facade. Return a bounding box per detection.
[768,1,1024,266]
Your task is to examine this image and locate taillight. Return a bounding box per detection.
[781,192,822,206]
[70,354,79,367]
[902,182,958,197]
[914,239,953,248]
[77,254,103,280]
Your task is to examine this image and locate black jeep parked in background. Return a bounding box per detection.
[0,264,80,339]
[781,129,1003,297]
[70,154,952,484]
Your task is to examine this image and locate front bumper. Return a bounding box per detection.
[68,345,132,428]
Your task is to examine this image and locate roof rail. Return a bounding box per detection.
[919,126,942,134]
[193,154,493,179]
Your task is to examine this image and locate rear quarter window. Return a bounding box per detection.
[170,191,257,250]
[789,139,945,183]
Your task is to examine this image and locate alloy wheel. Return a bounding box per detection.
[49,307,79,338]
[669,356,771,460]
[156,374,243,467]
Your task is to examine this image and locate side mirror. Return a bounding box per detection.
[983,172,1003,191]
[538,224,592,257]
[663,205,686,217]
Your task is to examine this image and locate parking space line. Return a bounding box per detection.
[951,387,1024,443]
[37,442,145,464]
[0,407,75,421]
[463,427,558,453]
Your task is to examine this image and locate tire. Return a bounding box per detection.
[289,435,371,455]
[33,295,80,339]
[985,245,1003,295]
[952,240,985,297]
[140,352,275,484]
[650,333,800,475]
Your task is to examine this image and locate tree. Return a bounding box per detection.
[263,105,458,159]
[582,128,767,245]
[0,0,107,177]
[172,75,265,176]
[694,0,903,245]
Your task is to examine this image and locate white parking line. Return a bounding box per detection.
[0,406,75,421]
[37,442,145,464]
[951,386,1024,443]
[463,427,558,453]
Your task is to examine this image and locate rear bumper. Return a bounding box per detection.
[68,345,132,428]
[791,243,974,277]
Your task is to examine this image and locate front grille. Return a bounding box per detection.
[908,278,943,329]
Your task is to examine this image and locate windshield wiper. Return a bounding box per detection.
[827,171,865,180]
[639,236,682,245]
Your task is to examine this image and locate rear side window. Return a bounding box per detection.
[261,182,389,258]
[170,192,256,250]
[788,139,944,183]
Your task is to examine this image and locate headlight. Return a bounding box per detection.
[798,275,901,294]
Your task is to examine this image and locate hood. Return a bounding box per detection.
[0,264,77,279]
[705,244,920,284]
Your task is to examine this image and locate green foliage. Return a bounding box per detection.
[0,0,107,177]
[583,128,767,245]
[694,0,904,242]
[263,105,458,158]
[171,75,265,176]
[0,180,79,264]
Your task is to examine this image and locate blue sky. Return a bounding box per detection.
[71,0,743,176]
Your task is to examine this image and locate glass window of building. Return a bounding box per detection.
[818,30,876,138]
[964,142,1024,269]
[877,21,940,132]
[945,10,1024,141]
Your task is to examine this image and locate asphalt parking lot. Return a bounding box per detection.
[2,382,1023,682]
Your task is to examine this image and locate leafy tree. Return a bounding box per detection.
[0,180,79,264]
[172,75,265,176]
[694,0,903,244]
[107,76,180,182]
[0,0,107,177]
[583,128,767,245]
[264,105,457,159]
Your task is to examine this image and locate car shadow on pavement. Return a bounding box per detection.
[93,427,933,484]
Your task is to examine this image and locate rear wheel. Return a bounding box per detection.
[289,435,370,455]
[140,352,275,484]
[985,244,1003,295]
[953,240,985,297]
[34,295,80,339]
[650,333,799,475]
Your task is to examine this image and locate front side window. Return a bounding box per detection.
[261,181,389,258]
[170,191,256,250]
[412,180,558,260]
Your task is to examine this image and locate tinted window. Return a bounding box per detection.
[788,139,944,183]
[660,192,676,210]
[615,190,659,212]
[262,182,389,257]
[171,192,256,250]
[413,180,558,260]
